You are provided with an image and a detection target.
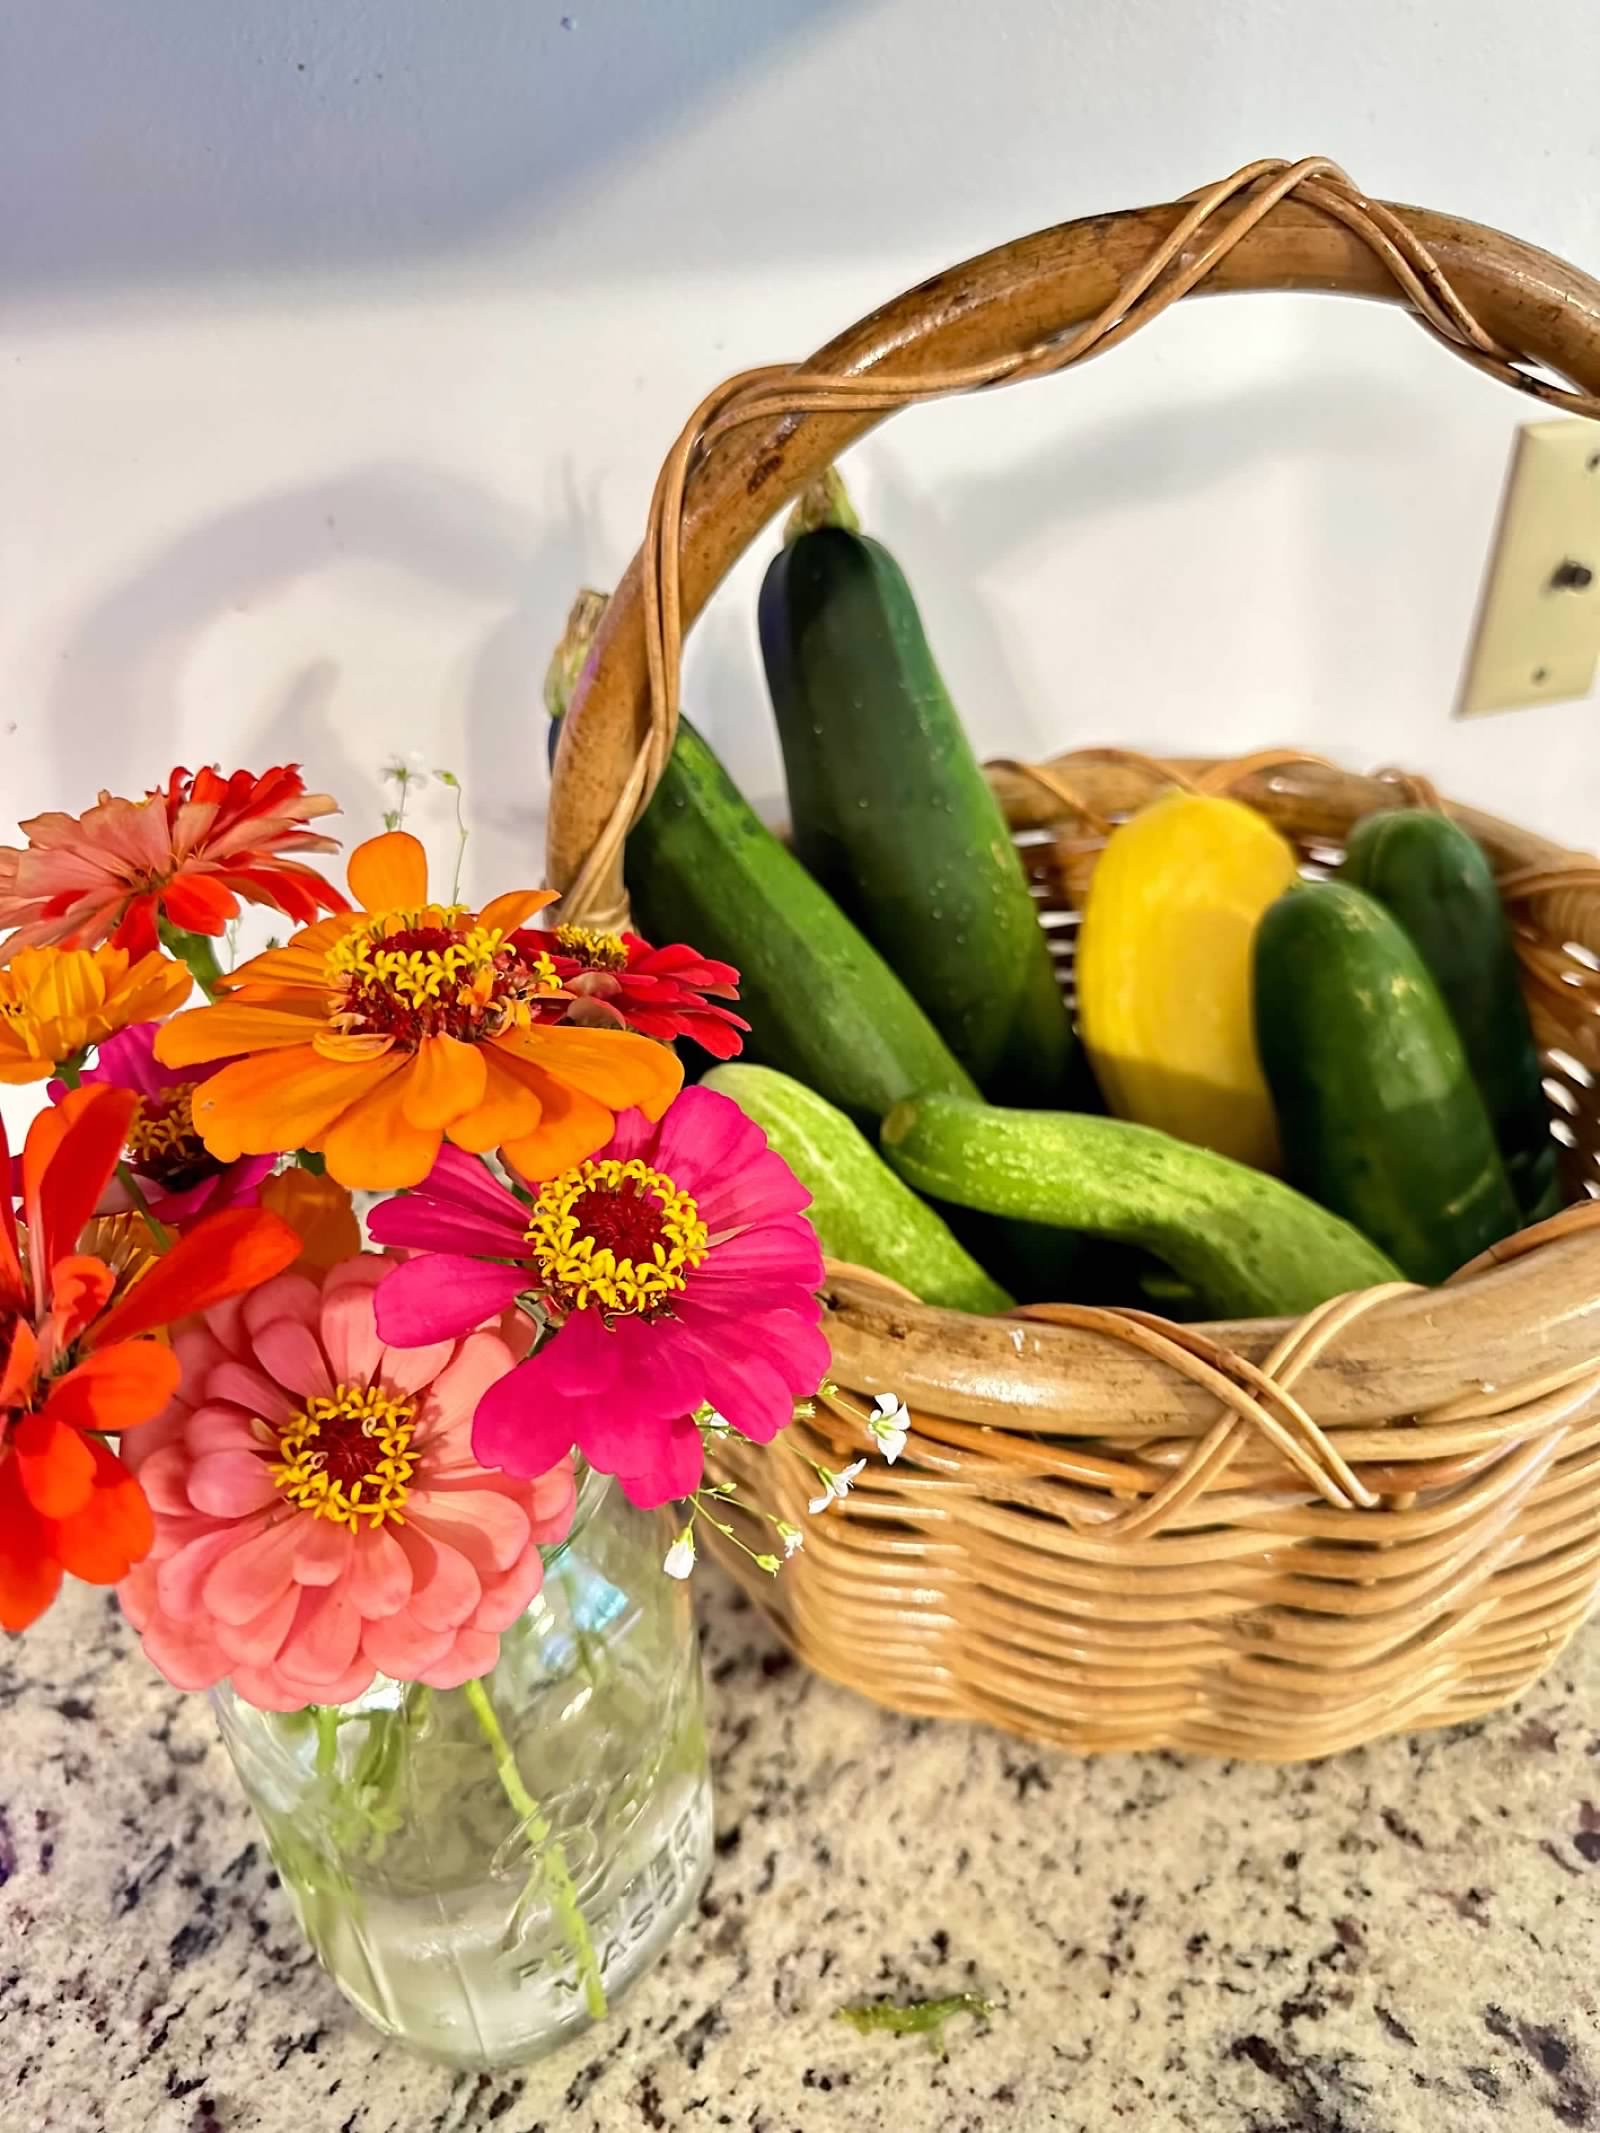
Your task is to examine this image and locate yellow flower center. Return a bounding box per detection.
[269,1381,418,1527]
[323,904,559,1048]
[553,924,630,972]
[526,1156,709,1316]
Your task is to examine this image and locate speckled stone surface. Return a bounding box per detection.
[3,1577,1598,2133]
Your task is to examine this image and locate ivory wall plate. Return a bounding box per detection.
[1458,418,1600,718]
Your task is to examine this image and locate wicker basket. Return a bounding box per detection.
[547,159,1600,1761]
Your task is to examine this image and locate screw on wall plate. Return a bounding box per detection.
[1460,420,1600,715]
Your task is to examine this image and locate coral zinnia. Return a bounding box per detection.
[371,1087,828,1508]
[0,765,348,959]
[118,1255,577,1710]
[0,943,193,1084]
[44,1022,274,1226]
[0,1085,302,1630]
[156,831,683,1191]
[525,925,748,1060]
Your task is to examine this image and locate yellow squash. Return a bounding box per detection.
[1076,790,1297,1169]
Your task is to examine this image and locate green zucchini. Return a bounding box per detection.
[881,1092,1401,1318]
[759,494,1072,1102]
[625,716,979,1129]
[544,586,977,1129]
[702,1063,1012,1312]
[1342,809,1557,1221]
[1254,881,1521,1284]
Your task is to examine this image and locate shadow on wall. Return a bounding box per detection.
[614,347,1445,823]
[36,349,1451,888]
[0,0,852,293]
[822,360,1441,756]
[44,461,611,869]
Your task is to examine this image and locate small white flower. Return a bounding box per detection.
[662,1526,697,1580]
[775,1519,805,1557]
[807,1458,867,1516]
[697,1406,733,1438]
[867,1392,909,1464]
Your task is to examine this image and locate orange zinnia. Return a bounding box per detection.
[156,831,683,1191]
[0,943,193,1083]
[257,1166,362,1273]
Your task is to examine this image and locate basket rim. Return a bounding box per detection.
[820,1221,1600,1434]
[986,747,1594,885]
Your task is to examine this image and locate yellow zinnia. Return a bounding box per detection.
[0,943,192,1084]
[156,830,683,1191]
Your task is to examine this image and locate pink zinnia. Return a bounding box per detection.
[371,1087,827,1508]
[118,1255,576,1711]
[44,1022,274,1227]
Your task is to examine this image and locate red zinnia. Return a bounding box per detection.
[0,1084,301,1630]
[0,764,348,960]
[524,924,748,1060]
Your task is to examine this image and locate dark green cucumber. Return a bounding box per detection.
[625,716,978,1128]
[881,1093,1401,1318]
[1254,881,1521,1284]
[759,514,1072,1102]
[1343,809,1557,1221]
[702,1064,1012,1312]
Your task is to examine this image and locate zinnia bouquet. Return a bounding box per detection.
[2,757,895,2055]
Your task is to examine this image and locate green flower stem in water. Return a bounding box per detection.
[462,1676,607,2022]
[314,1706,341,1781]
[158,915,226,1001]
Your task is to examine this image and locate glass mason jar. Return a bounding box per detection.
[214,1470,712,2068]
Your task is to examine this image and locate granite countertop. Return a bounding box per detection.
[3,1580,1598,2133]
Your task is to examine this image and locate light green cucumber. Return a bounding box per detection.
[703,1063,1013,1313]
[881,1093,1402,1319]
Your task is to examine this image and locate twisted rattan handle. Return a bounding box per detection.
[547,155,1600,930]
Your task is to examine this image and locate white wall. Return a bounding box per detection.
[4,0,1600,1134]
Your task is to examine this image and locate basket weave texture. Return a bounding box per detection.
[546,159,1600,1759]
[708,750,1600,1758]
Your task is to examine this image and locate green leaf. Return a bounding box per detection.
[836,1992,993,2052]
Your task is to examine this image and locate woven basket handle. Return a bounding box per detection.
[546,156,1600,929]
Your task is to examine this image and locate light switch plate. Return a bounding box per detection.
[1457,418,1600,718]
